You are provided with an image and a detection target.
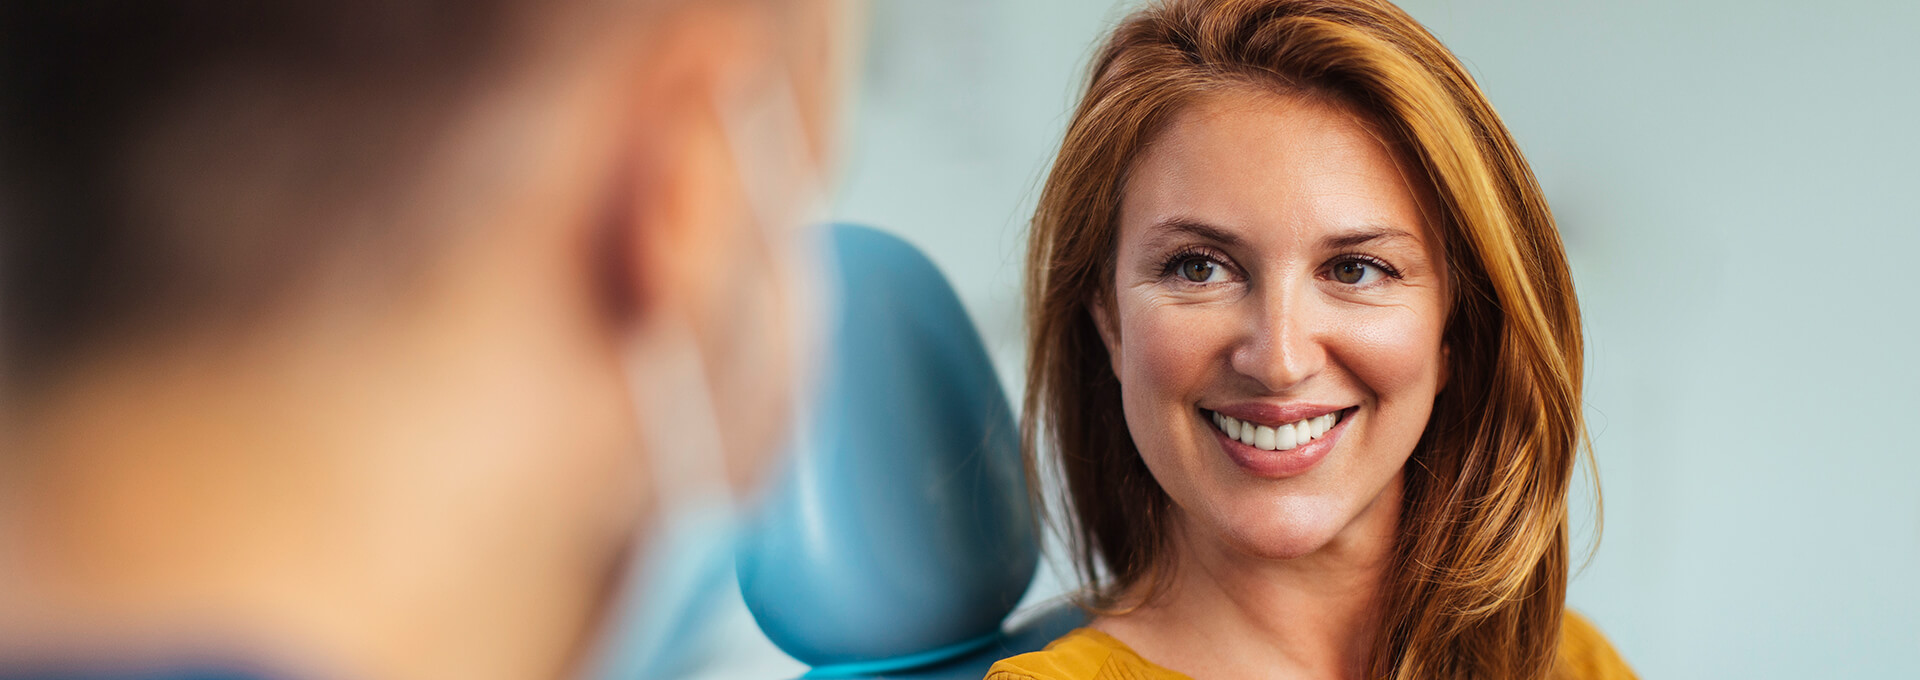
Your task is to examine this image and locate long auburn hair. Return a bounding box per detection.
[1022,1,1590,678]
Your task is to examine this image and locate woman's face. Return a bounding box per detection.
[1099,88,1450,561]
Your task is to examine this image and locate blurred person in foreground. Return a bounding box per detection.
[0,1,856,679]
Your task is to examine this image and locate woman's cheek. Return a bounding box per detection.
[1119,299,1232,401]
[1335,303,1448,412]
[1115,298,1233,502]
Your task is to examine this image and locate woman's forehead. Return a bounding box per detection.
[1118,87,1439,251]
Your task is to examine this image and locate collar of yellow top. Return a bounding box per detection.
[986,627,1196,680]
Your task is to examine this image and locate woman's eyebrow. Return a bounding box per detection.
[1143,217,1244,249]
[1323,226,1417,250]
[1143,220,1416,251]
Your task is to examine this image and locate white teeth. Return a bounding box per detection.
[1252,425,1276,449]
[1209,409,1343,452]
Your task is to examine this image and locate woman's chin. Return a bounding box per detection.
[1211,508,1348,561]
[1188,465,1407,564]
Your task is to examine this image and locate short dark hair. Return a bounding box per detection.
[0,1,539,391]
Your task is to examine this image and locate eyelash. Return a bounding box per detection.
[1155,246,1231,280]
[1155,247,1405,285]
[1325,252,1405,281]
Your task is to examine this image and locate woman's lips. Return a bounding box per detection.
[1202,406,1353,478]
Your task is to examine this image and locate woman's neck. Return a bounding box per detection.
[1095,474,1404,680]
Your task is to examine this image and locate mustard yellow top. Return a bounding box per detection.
[985,611,1636,680]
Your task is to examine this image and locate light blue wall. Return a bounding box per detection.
[703,1,1920,677]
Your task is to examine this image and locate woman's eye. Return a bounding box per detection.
[1178,257,1222,283]
[1330,260,1381,285]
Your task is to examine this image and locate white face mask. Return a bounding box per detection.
[584,67,831,680]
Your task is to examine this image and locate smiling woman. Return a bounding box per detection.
[1098,89,1453,567]
[993,1,1633,679]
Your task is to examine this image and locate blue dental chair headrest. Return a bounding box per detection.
[736,225,1083,679]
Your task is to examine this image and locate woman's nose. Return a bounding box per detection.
[1228,287,1326,393]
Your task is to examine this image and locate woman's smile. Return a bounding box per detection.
[1199,405,1356,478]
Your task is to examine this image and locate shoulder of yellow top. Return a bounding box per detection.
[984,628,1126,680]
[1558,609,1640,680]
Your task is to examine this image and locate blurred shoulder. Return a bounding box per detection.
[1557,609,1638,680]
[985,627,1190,680]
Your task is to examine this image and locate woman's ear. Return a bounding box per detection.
[1089,294,1123,384]
[1438,342,1451,392]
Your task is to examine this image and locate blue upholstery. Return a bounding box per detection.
[736,225,1086,679]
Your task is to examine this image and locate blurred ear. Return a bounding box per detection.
[604,3,780,329]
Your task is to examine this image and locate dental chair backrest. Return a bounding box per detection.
[736,225,1085,679]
